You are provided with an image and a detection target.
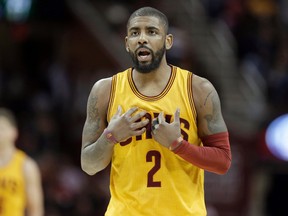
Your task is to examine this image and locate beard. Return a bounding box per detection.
[129,44,166,73]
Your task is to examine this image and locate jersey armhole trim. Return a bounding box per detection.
[188,73,197,123]
[107,75,117,122]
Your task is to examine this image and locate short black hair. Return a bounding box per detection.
[127,7,169,33]
[0,108,17,128]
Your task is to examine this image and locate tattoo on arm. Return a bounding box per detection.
[88,94,100,126]
[203,92,223,133]
[204,91,213,106]
[83,94,101,147]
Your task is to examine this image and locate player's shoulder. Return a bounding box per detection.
[191,74,219,108]
[192,74,215,93]
[12,148,40,175]
[91,68,130,94]
[88,77,112,99]
[93,77,112,90]
[23,155,40,174]
[173,65,215,92]
[14,149,28,160]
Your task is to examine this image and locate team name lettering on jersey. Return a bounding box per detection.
[120,112,190,146]
[0,177,18,193]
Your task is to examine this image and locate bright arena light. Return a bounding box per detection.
[5,0,32,22]
[265,114,288,161]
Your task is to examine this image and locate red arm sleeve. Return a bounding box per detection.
[173,132,232,174]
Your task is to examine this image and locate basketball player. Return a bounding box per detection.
[0,108,44,216]
[81,7,231,216]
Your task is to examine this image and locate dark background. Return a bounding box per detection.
[1,0,288,215]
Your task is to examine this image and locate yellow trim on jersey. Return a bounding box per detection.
[107,75,117,119]
[187,72,197,122]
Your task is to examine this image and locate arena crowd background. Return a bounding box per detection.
[0,0,288,215]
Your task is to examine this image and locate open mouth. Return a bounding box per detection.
[137,48,152,62]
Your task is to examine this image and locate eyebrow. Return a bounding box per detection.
[147,26,159,31]
[128,26,160,32]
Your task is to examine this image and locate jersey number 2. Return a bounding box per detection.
[146,150,161,187]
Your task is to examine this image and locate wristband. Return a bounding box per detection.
[169,137,183,151]
[103,129,118,144]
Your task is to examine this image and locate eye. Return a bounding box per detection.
[130,31,139,36]
[148,30,157,35]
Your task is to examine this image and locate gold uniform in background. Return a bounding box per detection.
[0,150,26,216]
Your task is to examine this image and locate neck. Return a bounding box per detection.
[133,58,171,83]
[132,61,172,96]
[0,144,15,166]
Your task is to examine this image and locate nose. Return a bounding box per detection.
[138,32,147,45]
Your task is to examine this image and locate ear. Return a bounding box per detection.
[165,34,173,50]
[125,36,129,52]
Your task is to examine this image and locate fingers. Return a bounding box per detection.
[121,107,148,125]
[132,127,147,136]
[116,105,122,116]
[152,112,163,135]
[174,108,180,124]
[130,119,149,131]
[152,109,180,135]
[130,110,147,123]
[157,112,165,124]
[123,107,139,119]
[115,107,180,133]
[111,105,122,120]
[125,108,148,135]
[151,118,159,132]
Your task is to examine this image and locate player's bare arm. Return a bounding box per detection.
[151,75,227,147]
[24,157,44,216]
[151,74,231,174]
[192,75,227,137]
[81,78,113,175]
[81,78,149,175]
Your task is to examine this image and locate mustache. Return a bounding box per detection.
[135,45,153,53]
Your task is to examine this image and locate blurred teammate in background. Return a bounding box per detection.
[81,6,231,216]
[0,108,44,216]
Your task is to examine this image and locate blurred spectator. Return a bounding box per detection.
[267,37,288,111]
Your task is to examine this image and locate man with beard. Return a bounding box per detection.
[81,6,231,216]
